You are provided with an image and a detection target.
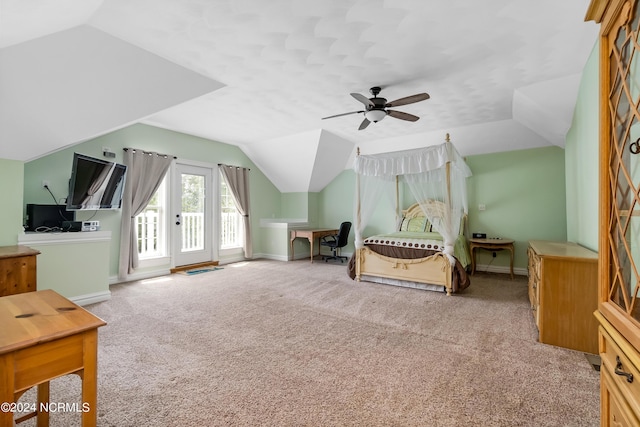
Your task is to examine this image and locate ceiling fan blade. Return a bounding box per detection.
[385,93,430,108]
[387,110,420,122]
[351,93,375,107]
[358,118,371,130]
[322,110,364,120]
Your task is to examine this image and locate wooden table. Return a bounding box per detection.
[469,238,515,279]
[290,228,338,263]
[0,289,106,426]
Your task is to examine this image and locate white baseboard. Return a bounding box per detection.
[218,254,247,265]
[70,290,111,306]
[474,263,527,276]
[252,253,288,261]
[109,268,172,285]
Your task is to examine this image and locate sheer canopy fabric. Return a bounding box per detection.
[353,174,396,251]
[353,141,471,263]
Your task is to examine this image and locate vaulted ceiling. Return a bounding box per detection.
[0,0,598,192]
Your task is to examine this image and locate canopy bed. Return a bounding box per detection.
[347,135,472,295]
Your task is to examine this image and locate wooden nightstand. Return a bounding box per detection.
[469,238,515,279]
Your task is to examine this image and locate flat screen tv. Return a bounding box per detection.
[66,153,127,211]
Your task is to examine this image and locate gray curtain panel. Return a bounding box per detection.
[118,149,173,280]
[219,164,252,258]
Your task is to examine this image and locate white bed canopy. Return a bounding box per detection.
[353,135,472,263]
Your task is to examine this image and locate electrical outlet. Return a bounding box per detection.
[42,180,50,188]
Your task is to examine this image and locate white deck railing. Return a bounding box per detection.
[181,212,204,252]
[221,211,242,249]
[137,210,242,258]
[137,210,161,257]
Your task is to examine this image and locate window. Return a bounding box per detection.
[220,175,243,249]
[136,178,168,259]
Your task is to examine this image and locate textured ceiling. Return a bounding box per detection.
[0,0,598,192]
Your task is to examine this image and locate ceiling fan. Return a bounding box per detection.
[322,86,430,130]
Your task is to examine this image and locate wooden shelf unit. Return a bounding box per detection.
[0,245,40,297]
[527,240,598,354]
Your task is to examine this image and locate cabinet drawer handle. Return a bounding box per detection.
[615,356,634,383]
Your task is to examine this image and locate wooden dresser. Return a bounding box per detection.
[587,1,640,424]
[0,245,40,297]
[527,240,598,354]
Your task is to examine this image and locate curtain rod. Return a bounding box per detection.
[123,148,176,159]
[218,163,250,171]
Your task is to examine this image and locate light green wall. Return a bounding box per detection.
[280,192,320,226]
[565,40,599,252]
[318,170,357,254]
[466,146,567,269]
[261,225,291,259]
[23,123,281,281]
[26,238,110,300]
[281,193,308,219]
[0,158,24,245]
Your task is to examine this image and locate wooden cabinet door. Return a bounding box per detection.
[588,1,640,424]
[587,0,640,357]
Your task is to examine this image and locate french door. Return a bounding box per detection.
[172,163,217,267]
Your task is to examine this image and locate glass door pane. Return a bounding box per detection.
[181,173,205,252]
[608,2,640,322]
[173,163,213,267]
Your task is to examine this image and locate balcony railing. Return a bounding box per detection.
[180,212,204,251]
[221,211,243,249]
[137,210,161,258]
[137,210,242,258]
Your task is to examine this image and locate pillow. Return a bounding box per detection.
[400,216,435,232]
[407,217,428,232]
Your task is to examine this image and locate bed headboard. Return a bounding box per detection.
[401,200,467,235]
[402,200,445,219]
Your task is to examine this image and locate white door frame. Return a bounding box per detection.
[170,160,219,267]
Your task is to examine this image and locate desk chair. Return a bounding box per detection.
[321,221,352,263]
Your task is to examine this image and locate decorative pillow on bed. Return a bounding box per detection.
[399,217,431,232]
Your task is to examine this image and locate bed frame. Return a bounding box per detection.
[354,200,462,296]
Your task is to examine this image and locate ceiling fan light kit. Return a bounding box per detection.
[322,86,430,130]
[364,109,386,123]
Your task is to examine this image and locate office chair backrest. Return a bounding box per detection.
[336,221,352,248]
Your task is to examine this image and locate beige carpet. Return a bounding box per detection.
[17,260,599,426]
